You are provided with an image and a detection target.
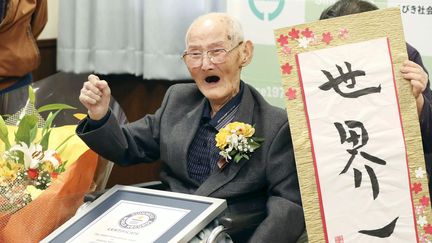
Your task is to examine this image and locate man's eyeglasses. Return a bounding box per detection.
[182,42,243,68]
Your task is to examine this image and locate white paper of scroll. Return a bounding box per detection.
[296,38,417,243]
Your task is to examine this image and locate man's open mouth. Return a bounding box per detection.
[205,75,220,83]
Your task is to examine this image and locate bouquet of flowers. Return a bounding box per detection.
[0,87,76,213]
[0,87,99,242]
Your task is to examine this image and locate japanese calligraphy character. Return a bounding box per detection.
[418,5,425,14]
[319,62,381,98]
[334,121,386,200]
[335,121,398,238]
[359,217,399,238]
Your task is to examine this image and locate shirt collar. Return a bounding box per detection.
[202,81,244,127]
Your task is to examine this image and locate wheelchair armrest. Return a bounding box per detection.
[206,225,227,243]
[84,181,166,202]
[219,210,266,232]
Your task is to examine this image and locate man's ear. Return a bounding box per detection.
[240,40,254,67]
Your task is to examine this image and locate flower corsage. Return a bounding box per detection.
[215,122,264,169]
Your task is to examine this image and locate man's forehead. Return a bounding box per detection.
[187,40,226,49]
[196,15,228,28]
[189,19,227,35]
[186,15,234,48]
[187,29,230,48]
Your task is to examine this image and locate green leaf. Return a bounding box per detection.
[229,150,237,157]
[0,115,11,150]
[252,136,265,143]
[40,129,51,150]
[56,143,67,154]
[28,86,36,104]
[249,141,261,150]
[234,153,243,163]
[17,151,25,166]
[42,109,61,137]
[15,115,38,145]
[57,160,68,173]
[55,133,75,151]
[41,112,55,136]
[29,123,38,144]
[37,104,76,113]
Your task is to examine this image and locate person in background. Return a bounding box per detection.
[320,0,432,200]
[0,0,48,113]
[77,12,305,242]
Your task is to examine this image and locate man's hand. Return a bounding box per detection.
[79,74,111,120]
[400,60,428,115]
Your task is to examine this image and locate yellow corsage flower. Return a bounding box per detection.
[215,122,264,164]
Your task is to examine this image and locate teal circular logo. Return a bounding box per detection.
[248,0,285,21]
[119,211,156,229]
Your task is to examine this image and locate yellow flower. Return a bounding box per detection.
[223,122,255,137]
[40,161,55,173]
[215,130,229,149]
[0,161,22,182]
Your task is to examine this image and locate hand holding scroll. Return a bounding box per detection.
[400,60,428,116]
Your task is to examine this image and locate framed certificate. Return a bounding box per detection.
[41,185,227,243]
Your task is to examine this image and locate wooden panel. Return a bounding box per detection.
[33,38,57,81]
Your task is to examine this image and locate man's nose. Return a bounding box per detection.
[201,54,214,70]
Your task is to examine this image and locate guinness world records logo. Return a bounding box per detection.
[248,0,285,21]
[119,211,156,229]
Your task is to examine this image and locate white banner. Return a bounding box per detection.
[297,38,416,242]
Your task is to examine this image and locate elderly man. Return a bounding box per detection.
[77,13,305,242]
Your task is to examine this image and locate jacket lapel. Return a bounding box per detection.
[195,85,255,196]
[170,97,206,186]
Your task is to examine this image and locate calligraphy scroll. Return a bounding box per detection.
[274,7,432,242]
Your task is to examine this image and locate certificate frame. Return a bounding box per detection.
[41,185,227,243]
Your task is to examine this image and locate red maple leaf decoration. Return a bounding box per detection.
[424,224,432,235]
[285,87,297,100]
[420,195,430,207]
[277,34,289,46]
[322,32,333,45]
[288,28,300,40]
[412,183,422,194]
[281,63,293,75]
[301,28,313,38]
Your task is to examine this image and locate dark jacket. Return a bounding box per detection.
[77,83,305,242]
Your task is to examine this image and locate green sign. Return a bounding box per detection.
[248,0,285,21]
